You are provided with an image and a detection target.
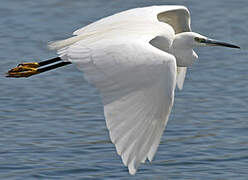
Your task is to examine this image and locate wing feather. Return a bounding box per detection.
[73,6,190,36]
[58,38,177,174]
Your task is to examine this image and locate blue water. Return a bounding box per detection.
[1,0,248,179]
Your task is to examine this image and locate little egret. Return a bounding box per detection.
[6,5,239,175]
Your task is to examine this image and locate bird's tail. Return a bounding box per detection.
[48,35,84,50]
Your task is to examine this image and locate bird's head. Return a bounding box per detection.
[172,32,240,67]
[174,32,240,49]
[193,34,240,49]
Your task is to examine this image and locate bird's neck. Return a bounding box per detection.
[171,48,198,67]
[170,34,198,67]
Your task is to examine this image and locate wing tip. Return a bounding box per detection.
[176,82,184,90]
[128,166,137,175]
[176,67,187,90]
[128,159,137,175]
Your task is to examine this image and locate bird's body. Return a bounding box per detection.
[6,5,239,175]
[49,6,188,174]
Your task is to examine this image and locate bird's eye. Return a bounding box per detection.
[194,37,205,43]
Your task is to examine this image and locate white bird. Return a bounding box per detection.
[7,5,239,175]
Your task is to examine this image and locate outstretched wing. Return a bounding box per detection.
[57,36,177,174]
[73,6,191,36]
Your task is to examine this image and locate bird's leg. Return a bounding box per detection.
[6,57,71,78]
[37,62,72,74]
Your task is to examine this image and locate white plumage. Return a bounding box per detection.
[48,5,239,174]
[3,3,238,174]
[49,5,189,175]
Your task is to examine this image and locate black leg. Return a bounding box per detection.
[38,57,62,66]
[38,62,72,73]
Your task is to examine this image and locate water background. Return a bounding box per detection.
[0,0,248,179]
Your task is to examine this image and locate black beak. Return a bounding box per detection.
[204,39,240,49]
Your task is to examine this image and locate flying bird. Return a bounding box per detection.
[6,5,239,175]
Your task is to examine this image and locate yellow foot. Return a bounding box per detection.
[18,62,40,68]
[6,64,39,78]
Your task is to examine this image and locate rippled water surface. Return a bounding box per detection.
[1,0,248,179]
